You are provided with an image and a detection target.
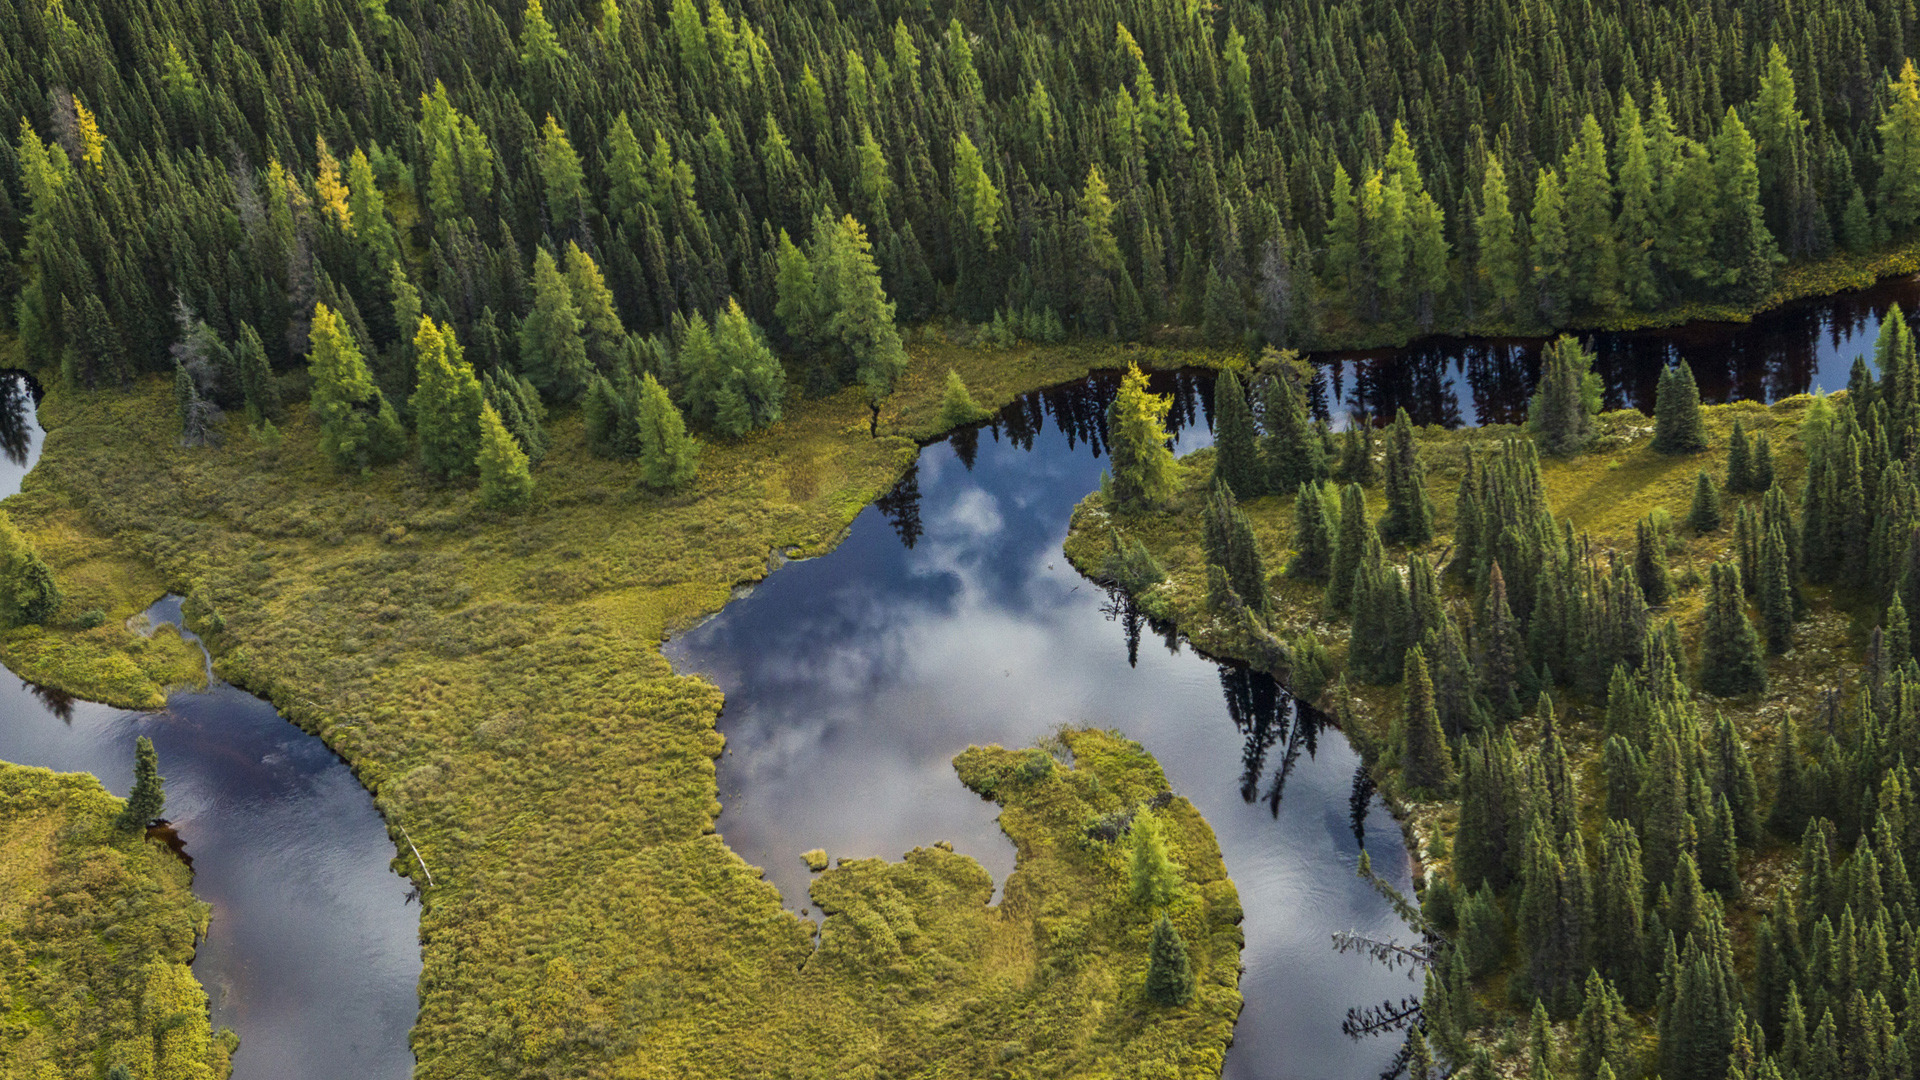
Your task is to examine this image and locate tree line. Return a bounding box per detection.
[12,0,1920,469]
[1095,312,1920,1077]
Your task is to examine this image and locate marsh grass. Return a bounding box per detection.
[0,340,1242,1079]
[0,762,234,1078]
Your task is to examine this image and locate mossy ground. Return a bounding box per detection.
[0,761,234,1079]
[1066,396,1854,1062]
[0,340,1240,1079]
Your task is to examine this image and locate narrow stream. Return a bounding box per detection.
[0,376,419,1080]
[1,272,1915,1080]
[668,277,1920,1079]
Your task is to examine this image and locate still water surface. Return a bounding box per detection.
[669,276,1920,1079]
[0,271,1917,1080]
[0,378,419,1080]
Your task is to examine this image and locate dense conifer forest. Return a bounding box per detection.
[14,0,1920,464]
[1076,330,1920,1080]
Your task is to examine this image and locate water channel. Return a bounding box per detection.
[0,376,420,1080]
[668,274,1920,1080]
[4,272,1920,1080]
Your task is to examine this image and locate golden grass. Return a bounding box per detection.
[0,340,1242,1080]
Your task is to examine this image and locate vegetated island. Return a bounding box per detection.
[1069,339,1920,1078]
[0,754,236,1079]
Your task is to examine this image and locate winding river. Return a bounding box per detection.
[4,272,1920,1080]
[0,379,420,1080]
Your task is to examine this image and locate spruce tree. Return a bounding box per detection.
[0,514,60,628]
[1689,471,1723,532]
[1477,563,1525,723]
[1210,370,1264,498]
[1478,157,1523,318]
[1700,562,1767,696]
[519,247,590,403]
[1654,362,1710,454]
[1528,335,1601,454]
[1757,520,1795,653]
[634,373,699,491]
[117,735,164,831]
[1399,646,1454,795]
[477,402,534,511]
[1327,483,1370,611]
[1201,479,1267,613]
[1380,408,1433,545]
[1726,418,1754,493]
[1635,516,1672,605]
[1107,363,1177,512]
[1752,433,1775,492]
[1766,709,1809,840]
[1261,370,1324,494]
[235,322,279,424]
[410,317,485,479]
[1145,914,1195,1005]
[1575,970,1632,1080]
[1595,819,1649,1005]
[1287,481,1335,581]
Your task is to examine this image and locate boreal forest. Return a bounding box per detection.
[10,0,1920,1078]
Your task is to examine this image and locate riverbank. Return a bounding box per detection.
[0,761,235,1077]
[0,340,1246,1078]
[1307,238,1920,351]
[1062,395,1851,1067]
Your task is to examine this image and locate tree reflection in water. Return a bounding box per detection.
[0,371,38,469]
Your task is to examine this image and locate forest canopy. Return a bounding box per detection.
[9,0,1920,436]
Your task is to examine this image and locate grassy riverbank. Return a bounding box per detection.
[0,339,1242,1079]
[0,762,234,1078]
[1064,395,1856,1063]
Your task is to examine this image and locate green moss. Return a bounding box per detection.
[0,341,1243,1079]
[0,761,233,1078]
[801,848,829,872]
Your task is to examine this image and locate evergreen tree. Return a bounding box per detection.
[1261,370,1324,494]
[1766,709,1809,840]
[1710,109,1780,301]
[1700,562,1766,696]
[1107,364,1177,512]
[0,514,61,628]
[1689,471,1723,532]
[234,323,280,424]
[117,735,164,831]
[1288,482,1335,581]
[1757,520,1795,654]
[410,317,485,479]
[1325,482,1371,613]
[1380,408,1433,545]
[1654,363,1710,454]
[634,373,699,491]
[1726,418,1754,493]
[1878,61,1920,240]
[1532,168,1572,324]
[1145,914,1195,1005]
[1477,159,1524,317]
[1202,479,1268,613]
[1574,970,1632,1080]
[308,304,404,471]
[1129,808,1180,907]
[519,248,591,403]
[1635,516,1672,605]
[477,402,534,510]
[1210,370,1264,498]
[1399,646,1454,795]
[940,370,991,428]
[1595,819,1649,1004]
[1528,335,1602,454]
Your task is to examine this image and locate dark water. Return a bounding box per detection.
[1318,273,1920,427]
[668,378,1418,1080]
[0,377,419,1080]
[666,276,1920,1080]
